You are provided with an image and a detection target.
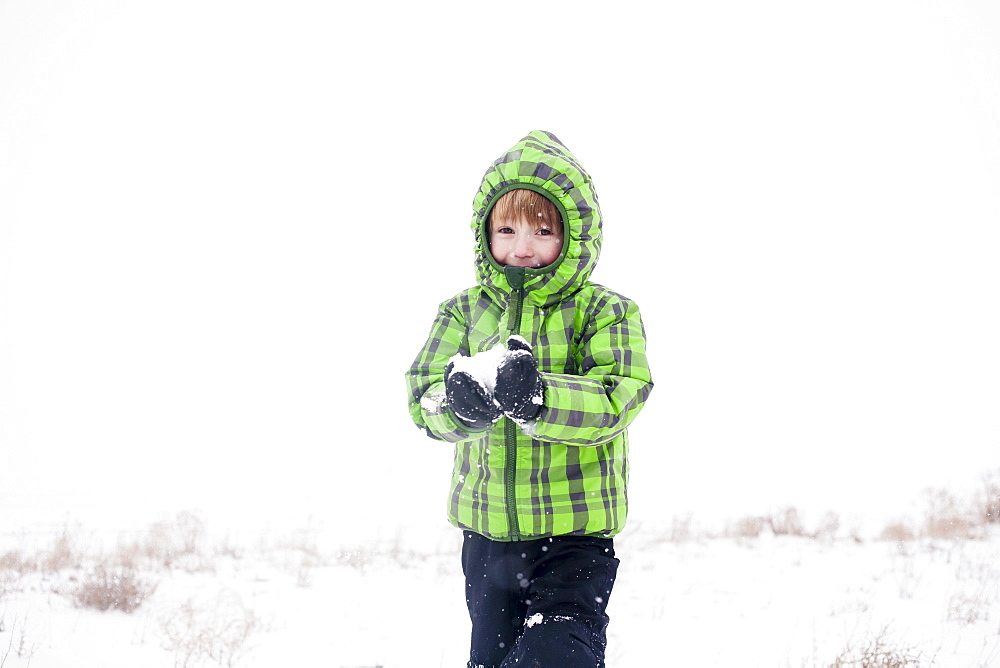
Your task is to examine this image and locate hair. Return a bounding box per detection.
[488,189,563,234]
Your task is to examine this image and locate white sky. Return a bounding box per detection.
[1,1,998,534]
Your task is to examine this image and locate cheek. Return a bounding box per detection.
[489,236,509,262]
[542,238,563,262]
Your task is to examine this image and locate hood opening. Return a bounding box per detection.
[471,130,602,303]
[478,182,571,279]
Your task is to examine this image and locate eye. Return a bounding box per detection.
[536,227,554,236]
[496,226,515,235]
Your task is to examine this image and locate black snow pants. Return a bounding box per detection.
[461,531,619,668]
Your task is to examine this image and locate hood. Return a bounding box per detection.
[471,130,602,306]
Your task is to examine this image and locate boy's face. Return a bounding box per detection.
[489,215,563,268]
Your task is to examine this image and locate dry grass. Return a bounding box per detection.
[2,529,85,603]
[0,550,33,575]
[0,570,23,601]
[1,528,83,576]
[708,471,999,546]
[947,588,992,625]
[327,532,445,572]
[830,626,933,666]
[257,524,331,585]
[67,562,158,613]
[728,514,768,539]
[2,473,997,666]
[768,506,808,536]
[814,512,842,541]
[0,614,37,667]
[878,472,1000,543]
[976,470,1000,525]
[159,594,266,668]
[947,555,1000,626]
[666,514,694,543]
[116,511,211,571]
[723,508,840,541]
[955,557,1000,584]
[921,489,982,540]
[38,530,83,573]
[679,469,1000,546]
[879,522,916,543]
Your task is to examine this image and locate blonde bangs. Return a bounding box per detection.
[489,189,563,234]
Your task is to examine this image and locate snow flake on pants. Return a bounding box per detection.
[524,613,575,628]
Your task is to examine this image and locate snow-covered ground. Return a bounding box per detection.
[2,511,998,667]
[2,4,999,667]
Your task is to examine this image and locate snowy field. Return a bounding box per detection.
[2,494,999,668]
[3,3,1000,667]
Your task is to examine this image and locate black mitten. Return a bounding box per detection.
[445,362,502,431]
[494,336,543,423]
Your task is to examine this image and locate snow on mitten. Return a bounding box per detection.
[445,361,502,431]
[494,335,543,423]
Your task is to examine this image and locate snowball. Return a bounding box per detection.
[449,344,509,393]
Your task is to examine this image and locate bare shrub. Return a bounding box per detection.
[892,557,923,600]
[947,588,992,625]
[667,514,693,543]
[768,506,807,537]
[728,515,767,539]
[1,571,21,600]
[214,533,244,560]
[263,524,324,560]
[330,539,425,571]
[880,522,915,543]
[68,563,158,613]
[0,549,35,576]
[0,567,28,602]
[955,557,1000,584]
[2,527,84,578]
[39,529,83,573]
[160,594,266,668]
[117,512,210,571]
[724,508,819,540]
[168,511,206,554]
[814,512,841,541]
[976,470,1000,524]
[335,547,372,570]
[830,626,931,666]
[922,488,980,539]
[0,614,37,666]
[829,593,871,617]
[260,524,329,583]
[877,475,999,544]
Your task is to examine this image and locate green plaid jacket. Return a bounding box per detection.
[406,131,653,541]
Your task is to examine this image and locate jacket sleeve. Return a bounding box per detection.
[405,297,482,442]
[529,292,653,447]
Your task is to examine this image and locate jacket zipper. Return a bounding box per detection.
[504,266,525,540]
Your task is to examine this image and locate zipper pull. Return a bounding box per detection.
[504,266,526,334]
[504,265,526,292]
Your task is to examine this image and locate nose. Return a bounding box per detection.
[513,230,534,258]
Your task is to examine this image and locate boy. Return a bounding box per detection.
[406,131,653,667]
